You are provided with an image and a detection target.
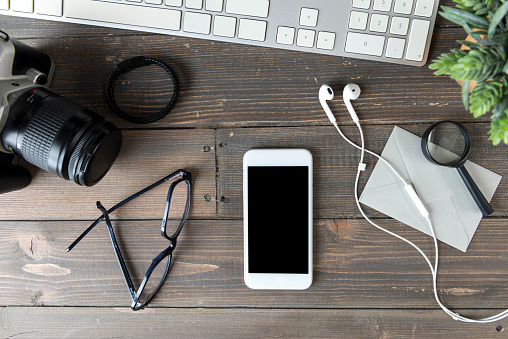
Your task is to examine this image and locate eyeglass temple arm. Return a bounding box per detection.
[66,169,187,252]
[96,201,137,300]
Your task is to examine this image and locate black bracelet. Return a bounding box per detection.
[105,56,179,124]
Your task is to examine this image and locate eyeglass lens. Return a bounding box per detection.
[165,179,189,238]
[136,255,171,306]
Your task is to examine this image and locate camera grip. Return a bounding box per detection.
[0,153,31,194]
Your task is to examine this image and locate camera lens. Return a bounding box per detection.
[1,87,122,186]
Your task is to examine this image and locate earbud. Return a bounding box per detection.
[343,83,361,123]
[319,85,336,124]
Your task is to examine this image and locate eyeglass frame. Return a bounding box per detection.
[66,169,191,310]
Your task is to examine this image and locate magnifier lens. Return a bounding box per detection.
[426,122,467,165]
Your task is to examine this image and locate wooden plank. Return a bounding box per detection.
[2,218,508,308]
[2,307,507,338]
[0,129,216,220]
[0,26,477,129]
[0,15,128,38]
[216,124,508,219]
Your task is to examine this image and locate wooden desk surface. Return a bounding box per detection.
[2,3,508,337]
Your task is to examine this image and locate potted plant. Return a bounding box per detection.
[429,0,508,145]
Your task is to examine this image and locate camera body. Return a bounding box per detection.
[0,31,122,194]
[0,31,55,150]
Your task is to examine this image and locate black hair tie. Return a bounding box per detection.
[105,56,179,124]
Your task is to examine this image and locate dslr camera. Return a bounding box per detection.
[0,30,122,194]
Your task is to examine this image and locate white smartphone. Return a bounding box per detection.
[243,149,313,290]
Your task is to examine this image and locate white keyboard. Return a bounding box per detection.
[0,0,439,66]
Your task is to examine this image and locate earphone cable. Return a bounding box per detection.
[332,119,508,323]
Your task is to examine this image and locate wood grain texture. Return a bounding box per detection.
[216,124,508,218]
[2,4,508,337]
[2,307,507,338]
[2,218,508,309]
[0,18,477,130]
[0,129,216,220]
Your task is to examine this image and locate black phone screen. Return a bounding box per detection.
[247,166,309,274]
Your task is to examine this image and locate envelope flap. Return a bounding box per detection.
[392,127,468,203]
[360,127,410,193]
[360,126,503,252]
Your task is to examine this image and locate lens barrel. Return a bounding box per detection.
[1,87,122,186]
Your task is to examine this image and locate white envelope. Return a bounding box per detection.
[359,126,502,252]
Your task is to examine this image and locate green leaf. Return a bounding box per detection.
[428,49,468,75]
[462,80,470,110]
[488,1,508,37]
[461,24,487,41]
[440,6,491,29]
[488,105,508,145]
[492,96,508,122]
[478,33,508,46]
[448,47,506,81]
[456,40,476,48]
[469,79,504,117]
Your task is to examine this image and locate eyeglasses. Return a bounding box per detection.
[67,169,191,310]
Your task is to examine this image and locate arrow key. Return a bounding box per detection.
[277,26,295,45]
[297,29,316,48]
[317,31,336,50]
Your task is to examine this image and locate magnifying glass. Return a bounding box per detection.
[421,121,494,216]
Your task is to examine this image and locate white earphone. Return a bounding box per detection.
[318,85,336,123]
[320,84,508,324]
[319,84,360,124]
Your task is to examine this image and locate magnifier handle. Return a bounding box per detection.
[457,165,494,216]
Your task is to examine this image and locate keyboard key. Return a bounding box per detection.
[165,0,182,7]
[317,31,336,50]
[238,18,267,41]
[146,0,163,4]
[352,0,371,9]
[226,0,269,18]
[66,0,182,31]
[373,0,393,11]
[213,15,236,37]
[11,0,33,12]
[35,0,62,16]
[390,16,409,35]
[369,14,389,33]
[385,37,405,59]
[345,32,385,56]
[186,0,202,9]
[296,29,315,48]
[184,12,211,34]
[406,19,430,61]
[0,0,8,9]
[300,8,319,27]
[393,0,414,14]
[126,0,143,2]
[414,0,434,17]
[276,26,295,45]
[349,11,368,30]
[206,0,223,11]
